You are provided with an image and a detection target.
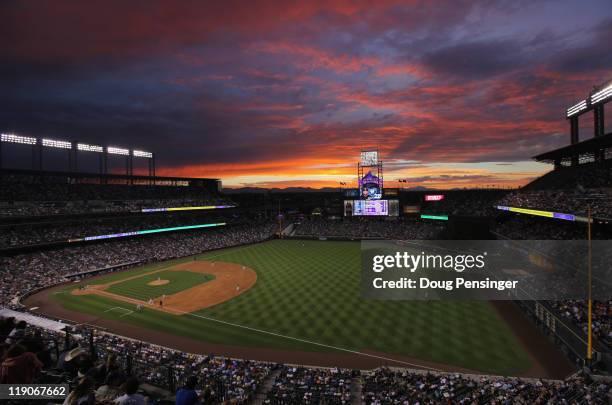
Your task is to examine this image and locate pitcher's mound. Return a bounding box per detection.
[148,279,169,286]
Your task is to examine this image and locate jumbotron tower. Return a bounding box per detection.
[357,150,383,200]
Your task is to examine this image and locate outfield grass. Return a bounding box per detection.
[53,239,531,375]
[106,270,214,301]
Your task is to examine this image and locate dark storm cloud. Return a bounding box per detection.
[421,39,526,79]
[0,1,611,187]
[550,18,612,74]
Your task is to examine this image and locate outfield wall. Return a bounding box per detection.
[516,300,612,371]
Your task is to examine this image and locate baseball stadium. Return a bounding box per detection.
[1,2,612,404]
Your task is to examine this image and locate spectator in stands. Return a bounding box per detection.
[499,188,612,219]
[5,320,27,344]
[115,376,148,405]
[295,217,443,239]
[93,353,123,384]
[95,371,124,403]
[63,376,96,405]
[175,375,202,405]
[267,366,352,404]
[0,171,229,217]
[0,343,43,383]
[57,346,92,378]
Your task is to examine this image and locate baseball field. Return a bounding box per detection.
[26,239,573,377]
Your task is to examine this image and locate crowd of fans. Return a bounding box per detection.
[493,215,612,352]
[362,368,610,404]
[524,160,612,191]
[2,318,610,404]
[0,174,219,201]
[549,300,612,348]
[418,189,508,217]
[295,218,444,239]
[0,318,273,404]
[0,212,243,248]
[91,329,272,404]
[265,366,352,404]
[0,172,228,217]
[498,189,612,219]
[492,216,597,240]
[0,222,276,308]
[0,198,230,218]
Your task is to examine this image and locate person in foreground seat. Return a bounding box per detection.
[115,376,148,405]
[0,343,43,383]
[175,375,202,405]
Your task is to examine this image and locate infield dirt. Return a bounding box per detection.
[71,261,256,314]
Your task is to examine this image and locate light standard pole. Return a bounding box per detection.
[577,194,596,368]
[587,205,593,367]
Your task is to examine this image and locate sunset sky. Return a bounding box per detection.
[1,1,611,189]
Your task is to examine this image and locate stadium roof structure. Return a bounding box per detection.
[533,132,612,166]
[0,167,220,186]
[552,79,612,166]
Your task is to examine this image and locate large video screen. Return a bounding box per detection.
[360,171,382,199]
[355,200,388,216]
[350,200,388,216]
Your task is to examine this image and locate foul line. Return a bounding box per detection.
[184,312,441,371]
[104,306,134,318]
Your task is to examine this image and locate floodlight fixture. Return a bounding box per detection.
[133,150,153,158]
[566,99,587,117]
[42,138,72,149]
[1,133,37,145]
[591,83,612,104]
[107,146,129,156]
[77,143,104,153]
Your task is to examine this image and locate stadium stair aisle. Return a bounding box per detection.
[249,368,282,404]
[351,376,363,405]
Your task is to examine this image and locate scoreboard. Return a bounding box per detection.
[344,199,399,216]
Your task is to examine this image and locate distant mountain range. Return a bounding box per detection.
[223,186,433,193]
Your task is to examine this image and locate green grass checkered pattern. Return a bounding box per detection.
[106,270,214,301]
[54,239,531,375]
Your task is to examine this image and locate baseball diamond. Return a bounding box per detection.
[26,239,568,377]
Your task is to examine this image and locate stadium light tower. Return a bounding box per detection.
[587,205,593,367]
[2,132,156,179]
[590,83,611,139]
[107,146,130,176]
[132,149,155,184]
[575,191,598,368]
[41,138,73,171]
[566,100,586,147]
[77,142,104,174]
[564,79,611,164]
[0,133,38,170]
